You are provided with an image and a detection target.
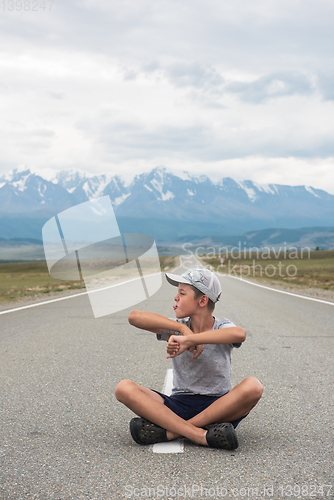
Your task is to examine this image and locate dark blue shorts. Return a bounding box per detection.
[152,390,248,429]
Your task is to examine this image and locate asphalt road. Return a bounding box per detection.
[0,259,333,500]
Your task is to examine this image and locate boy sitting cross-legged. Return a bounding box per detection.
[115,268,263,449]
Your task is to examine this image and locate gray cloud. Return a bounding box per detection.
[75,110,334,165]
[1,0,334,73]
[139,64,317,105]
[47,91,65,100]
[225,71,314,103]
[142,60,161,73]
[166,63,224,90]
[139,61,226,107]
[76,116,210,159]
[122,68,138,81]
[30,129,55,138]
[317,73,334,101]
[1,0,334,192]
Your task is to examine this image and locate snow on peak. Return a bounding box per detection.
[55,168,88,186]
[150,177,175,201]
[82,175,113,199]
[161,190,175,201]
[37,182,47,197]
[253,181,278,195]
[151,177,164,193]
[194,174,211,184]
[153,166,167,176]
[174,170,193,182]
[236,181,257,202]
[15,164,29,173]
[305,186,320,198]
[113,192,131,205]
[13,173,30,192]
[2,166,31,183]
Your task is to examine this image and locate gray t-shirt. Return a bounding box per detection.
[157,316,241,396]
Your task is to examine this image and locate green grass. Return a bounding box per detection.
[0,256,177,303]
[201,249,334,291]
[0,261,85,302]
[4,251,332,303]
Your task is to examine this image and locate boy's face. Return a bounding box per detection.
[173,283,199,318]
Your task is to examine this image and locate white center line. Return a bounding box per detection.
[152,369,184,454]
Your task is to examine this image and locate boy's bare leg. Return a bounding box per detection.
[115,379,207,445]
[115,377,262,444]
[167,377,263,440]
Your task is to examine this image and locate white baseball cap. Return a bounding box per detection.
[165,268,222,303]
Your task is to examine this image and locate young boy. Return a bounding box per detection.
[115,268,263,449]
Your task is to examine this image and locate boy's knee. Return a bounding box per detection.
[250,377,263,399]
[115,379,134,402]
[244,377,263,401]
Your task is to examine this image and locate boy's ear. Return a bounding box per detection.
[198,294,209,308]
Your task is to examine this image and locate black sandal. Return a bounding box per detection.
[129,417,169,445]
[205,422,238,450]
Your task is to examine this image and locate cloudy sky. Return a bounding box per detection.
[1,0,334,192]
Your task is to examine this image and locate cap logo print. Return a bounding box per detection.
[188,270,204,283]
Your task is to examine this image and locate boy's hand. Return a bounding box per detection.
[179,324,203,359]
[167,335,203,359]
[191,344,203,359]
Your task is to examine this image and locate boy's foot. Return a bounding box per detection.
[204,422,238,450]
[129,417,169,445]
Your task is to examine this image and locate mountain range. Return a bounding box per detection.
[0,166,333,250]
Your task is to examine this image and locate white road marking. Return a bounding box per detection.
[162,367,174,395]
[224,274,334,306]
[0,272,162,316]
[192,256,334,307]
[152,369,184,454]
[0,290,90,316]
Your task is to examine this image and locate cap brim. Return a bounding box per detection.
[165,272,192,287]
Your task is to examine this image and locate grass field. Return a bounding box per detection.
[0,256,177,303]
[1,250,333,303]
[200,249,334,291]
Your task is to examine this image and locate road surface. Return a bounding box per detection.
[0,258,333,499]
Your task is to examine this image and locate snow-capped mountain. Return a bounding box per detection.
[0,166,333,241]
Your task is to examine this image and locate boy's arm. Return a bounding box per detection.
[128,310,192,337]
[166,327,246,358]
